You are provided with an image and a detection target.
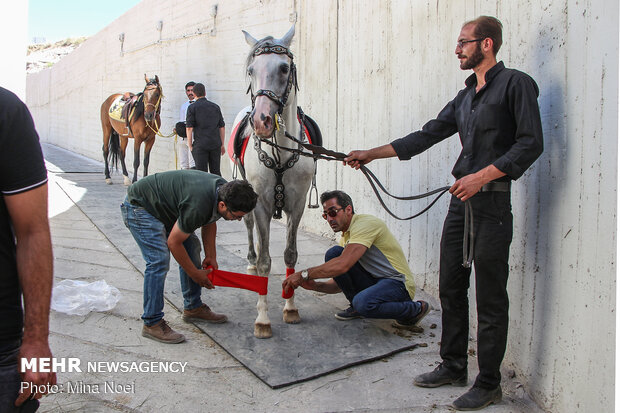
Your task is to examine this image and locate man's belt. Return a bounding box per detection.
[480,181,511,192]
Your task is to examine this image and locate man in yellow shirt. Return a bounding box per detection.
[283,190,429,327]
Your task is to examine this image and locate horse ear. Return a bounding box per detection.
[243,30,258,47]
[280,24,295,47]
[155,75,159,84]
[144,74,149,83]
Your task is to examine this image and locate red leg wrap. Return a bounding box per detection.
[282,267,295,299]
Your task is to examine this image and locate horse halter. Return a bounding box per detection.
[246,44,298,115]
[143,80,162,115]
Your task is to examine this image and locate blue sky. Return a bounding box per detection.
[28,0,142,43]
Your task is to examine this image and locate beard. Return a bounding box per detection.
[460,43,484,70]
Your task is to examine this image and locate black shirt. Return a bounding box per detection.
[391,62,543,180]
[186,97,225,150]
[0,87,48,344]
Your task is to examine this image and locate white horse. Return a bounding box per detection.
[231,25,314,339]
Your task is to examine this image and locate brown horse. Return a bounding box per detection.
[101,75,162,185]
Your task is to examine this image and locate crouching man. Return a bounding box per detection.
[121,171,258,343]
[282,190,429,327]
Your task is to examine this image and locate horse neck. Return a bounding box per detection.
[274,92,298,148]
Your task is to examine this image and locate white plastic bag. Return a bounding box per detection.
[51,279,121,316]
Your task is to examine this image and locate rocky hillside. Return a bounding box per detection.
[27,37,87,74]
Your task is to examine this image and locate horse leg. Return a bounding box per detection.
[119,135,131,186]
[244,212,257,270]
[282,202,304,324]
[131,138,142,183]
[252,205,273,339]
[143,137,155,178]
[102,131,112,185]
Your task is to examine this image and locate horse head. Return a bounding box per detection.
[142,74,162,122]
[244,25,296,138]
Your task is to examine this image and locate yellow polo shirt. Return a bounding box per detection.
[339,214,415,298]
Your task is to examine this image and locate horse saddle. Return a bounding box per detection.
[227,107,323,167]
[108,94,138,125]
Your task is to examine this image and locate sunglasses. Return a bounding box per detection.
[321,207,344,220]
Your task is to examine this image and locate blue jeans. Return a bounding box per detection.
[121,199,203,326]
[326,246,422,321]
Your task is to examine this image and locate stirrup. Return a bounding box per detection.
[307,186,319,208]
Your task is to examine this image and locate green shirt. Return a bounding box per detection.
[127,170,226,233]
[339,214,416,299]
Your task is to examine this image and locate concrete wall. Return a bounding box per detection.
[26,0,617,411]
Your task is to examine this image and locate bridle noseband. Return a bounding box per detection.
[246,44,298,115]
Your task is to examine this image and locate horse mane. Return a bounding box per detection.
[131,93,145,121]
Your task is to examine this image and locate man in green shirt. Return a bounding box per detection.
[283,190,429,327]
[121,170,258,344]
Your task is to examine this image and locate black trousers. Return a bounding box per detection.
[439,191,513,389]
[192,147,221,176]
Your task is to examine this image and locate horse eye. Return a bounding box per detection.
[280,64,289,74]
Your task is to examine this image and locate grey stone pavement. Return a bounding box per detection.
[39,143,543,413]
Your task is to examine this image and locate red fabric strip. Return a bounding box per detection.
[282,267,295,299]
[207,268,268,295]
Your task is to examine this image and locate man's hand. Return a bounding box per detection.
[450,165,507,201]
[344,150,372,170]
[202,257,218,271]
[450,173,485,201]
[282,272,303,294]
[220,146,226,156]
[191,268,215,289]
[344,144,397,169]
[15,339,56,407]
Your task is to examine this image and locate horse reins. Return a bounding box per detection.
[260,131,475,268]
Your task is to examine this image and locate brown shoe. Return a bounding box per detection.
[142,319,185,344]
[183,304,228,324]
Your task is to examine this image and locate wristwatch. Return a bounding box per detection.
[301,270,309,281]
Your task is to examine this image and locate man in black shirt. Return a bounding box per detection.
[0,87,56,412]
[186,83,226,175]
[345,16,543,410]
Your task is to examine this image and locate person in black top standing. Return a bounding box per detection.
[345,16,543,411]
[0,87,56,412]
[186,83,225,175]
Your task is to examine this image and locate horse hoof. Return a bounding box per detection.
[246,265,257,275]
[105,178,113,185]
[123,176,132,186]
[254,323,272,339]
[283,309,301,324]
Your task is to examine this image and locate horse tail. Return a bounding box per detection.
[109,130,121,170]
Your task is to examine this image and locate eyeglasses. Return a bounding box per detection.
[456,38,485,48]
[321,207,344,220]
[225,207,244,221]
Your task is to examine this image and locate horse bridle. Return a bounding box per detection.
[246,44,298,115]
[244,43,303,219]
[143,81,162,115]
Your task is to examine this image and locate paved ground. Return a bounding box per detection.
[39,143,544,412]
